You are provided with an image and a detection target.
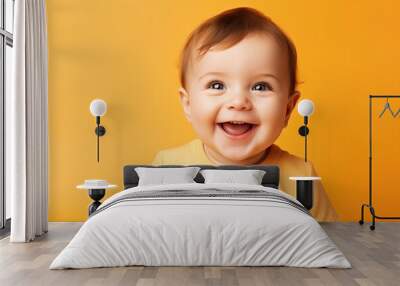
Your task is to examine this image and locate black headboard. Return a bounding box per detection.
[123,164,280,189]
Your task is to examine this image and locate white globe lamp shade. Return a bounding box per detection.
[90,99,107,117]
[298,99,314,117]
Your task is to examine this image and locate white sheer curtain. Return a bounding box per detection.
[8,0,48,242]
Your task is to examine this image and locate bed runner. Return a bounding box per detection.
[90,189,310,218]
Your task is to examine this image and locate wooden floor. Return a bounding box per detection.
[0,222,399,286]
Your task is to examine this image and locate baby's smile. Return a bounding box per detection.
[216,120,259,140]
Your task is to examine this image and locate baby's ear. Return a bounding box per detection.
[284,90,301,127]
[178,87,192,122]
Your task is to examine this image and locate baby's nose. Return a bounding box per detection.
[227,92,252,111]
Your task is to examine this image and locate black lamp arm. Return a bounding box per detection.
[97,117,100,162]
[298,116,310,163]
[94,116,106,162]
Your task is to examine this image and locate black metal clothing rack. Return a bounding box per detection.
[359,95,400,230]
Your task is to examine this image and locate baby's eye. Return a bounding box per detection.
[208,81,225,90]
[252,82,272,91]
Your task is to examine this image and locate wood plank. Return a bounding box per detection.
[0,222,399,285]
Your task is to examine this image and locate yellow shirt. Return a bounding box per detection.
[152,139,338,222]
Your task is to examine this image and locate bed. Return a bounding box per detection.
[49,164,351,269]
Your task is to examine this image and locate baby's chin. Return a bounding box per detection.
[198,123,275,163]
[205,139,269,165]
[216,146,266,164]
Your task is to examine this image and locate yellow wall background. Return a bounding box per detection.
[46,0,400,222]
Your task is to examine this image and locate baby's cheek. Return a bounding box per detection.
[259,109,285,126]
[268,116,286,133]
[191,98,219,123]
[254,124,284,150]
[258,111,287,139]
[257,100,287,123]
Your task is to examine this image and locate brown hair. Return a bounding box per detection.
[179,7,298,96]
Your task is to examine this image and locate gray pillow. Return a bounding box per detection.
[200,169,266,185]
[135,167,201,186]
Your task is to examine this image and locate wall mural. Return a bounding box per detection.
[151,7,337,222]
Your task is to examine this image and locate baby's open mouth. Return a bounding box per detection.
[217,121,257,137]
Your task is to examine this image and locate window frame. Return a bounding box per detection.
[0,0,14,232]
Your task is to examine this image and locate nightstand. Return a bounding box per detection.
[77,180,117,216]
[289,176,321,210]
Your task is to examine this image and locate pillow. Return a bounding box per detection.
[135,167,201,186]
[200,169,266,185]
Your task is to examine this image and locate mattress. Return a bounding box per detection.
[49,183,351,269]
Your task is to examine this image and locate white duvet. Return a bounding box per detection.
[50,183,351,269]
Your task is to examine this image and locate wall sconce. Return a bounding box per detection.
[89,99,107,162]
[297,99,315,162]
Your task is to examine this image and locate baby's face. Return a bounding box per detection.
[179,33,300,164]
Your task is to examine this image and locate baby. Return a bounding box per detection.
[152,7,338,221]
